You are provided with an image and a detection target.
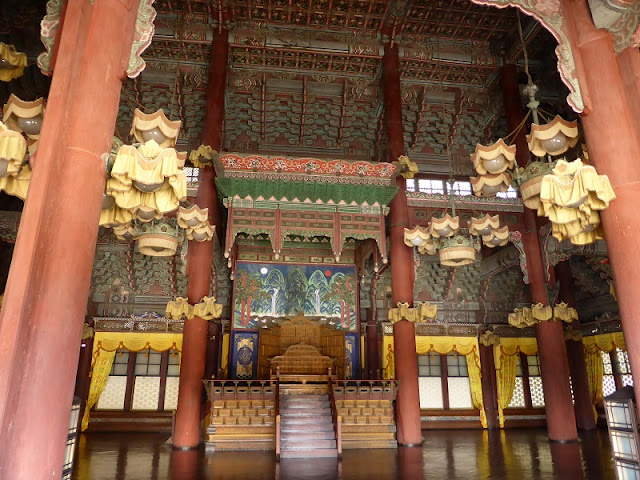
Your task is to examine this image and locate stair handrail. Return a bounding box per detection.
[275,379,280,459]
[327,376,342,457]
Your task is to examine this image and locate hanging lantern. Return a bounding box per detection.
[468,214,500,237]
[470,139,516,175]
[481,225,509,248]
[189,145,218,168]
[113,223,137,241]
[108,115,187,221]
[178,205,215,242]
[470,172,512,197]
[515,161,555,211]
[403,225,431,247]
[130,108,181,149]
[538,158,615,245]
[3,95,46,140]
[0,121,26,178]
[438,234,478,267]
[0,43,27,82]
[527,115,579,157]
[136,220,183,257]
[393,155,419,179]
[429,213,460,238]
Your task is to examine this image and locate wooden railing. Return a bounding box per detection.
[275,380,281,458]
[203,379,279,401]
[328,378,342,457]
[331,379,399,401]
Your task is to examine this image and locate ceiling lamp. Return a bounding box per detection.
[470,172,512,197]
[3,95,45,140]
[471,139,516,175]
[403,225,436,255]
[527,116,579,157]
[481,225,509,248]
[429,213,459,238]
[468,214,499,237]
[108,112,187,221]
[393,155,419,179]
[136,220,183,257]
[177,205,215,242]
[0,121,29,199]
[189,145,218,168]
[192,296,224,320]
[0,121,26,178]
[130,108,181,149]
[113,223,137,241]
[99,200,134,228]
[514,161,555,211]
[538,158,615,245]
[438,234,479,267]
[0,43,27,82]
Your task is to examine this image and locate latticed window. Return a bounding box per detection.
[417,352,472,409]
[496,185,519,199]
[110,349,129,376]
[602,351,617,397]
[508,356,526,408]
[527,355,545,407]
[184,166,200,186]
[134,349,162,376]
[614,348,634,388]
[447,181,473,197]
[418,179,445,195]
[418,353,442,377]
[406,179,417,192]
[446,353,468,377]
[97,348,181,412]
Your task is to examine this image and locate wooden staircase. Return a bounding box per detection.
[278,393,338,458]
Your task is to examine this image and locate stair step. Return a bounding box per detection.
[280,417,333,426]
[280,448,338,458]
[281,424,334,433]
[280,407,331,417]
[281,439,336,450]
[279,430,335,440]
[280,394,328,400]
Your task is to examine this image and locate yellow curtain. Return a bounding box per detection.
[494,338,538,427]
[582,332,626,420]
[82,332,184,431]
[582,332,626,354]
[384,335,485,427]
[220,333,230,378]
[81,350,116,431]
[93,331,183,353]
[585,350,604,422]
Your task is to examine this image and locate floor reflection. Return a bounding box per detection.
[71,428,616,479]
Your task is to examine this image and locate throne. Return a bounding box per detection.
[269,342,336,383]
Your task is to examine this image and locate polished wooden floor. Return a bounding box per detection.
[71,429,616,479]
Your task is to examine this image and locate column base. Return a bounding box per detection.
[397,442,423,447]
[172,443,202,451]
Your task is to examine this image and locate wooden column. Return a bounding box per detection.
[74,330,94,428]
[479,340,499,429]
[556,260,596,430]
[616,47,640,143]
[382,43,422,446]
[0,0,140,477]
[501,64,577,441]
[566,0,640,416]
[204,322,220,381]
[172,29,228,449]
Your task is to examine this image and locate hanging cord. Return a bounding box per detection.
[169,4,186,122]
[516,10,533,88]
[437,35,457,217]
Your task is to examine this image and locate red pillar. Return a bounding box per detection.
[172,29,228,450]
[565,0,640,416]
[0,0,140,477]
[616,47,640,143]
[556,260,596,430]
[382,43,422,446]
[479,340,499,429]
[501,64,577,441]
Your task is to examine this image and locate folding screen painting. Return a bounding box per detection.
[233,262,358,332]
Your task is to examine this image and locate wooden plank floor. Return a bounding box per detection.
[72,428,616,479]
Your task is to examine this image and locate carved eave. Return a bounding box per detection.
[589,0,640,54]
[92,314,184,333]
[406,192,523,213]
